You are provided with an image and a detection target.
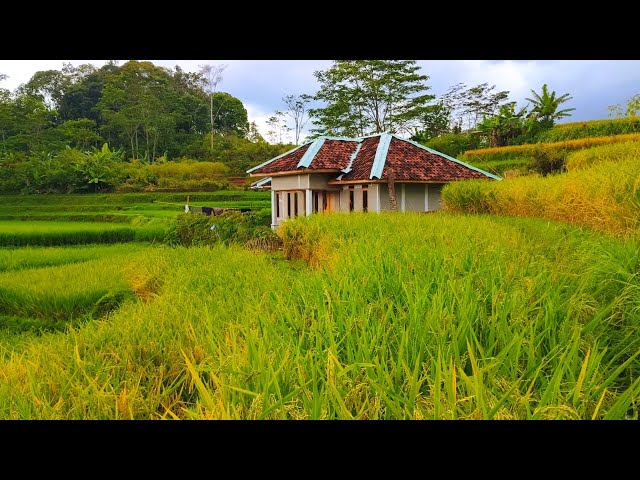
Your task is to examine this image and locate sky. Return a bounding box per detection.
[1,59,639,143]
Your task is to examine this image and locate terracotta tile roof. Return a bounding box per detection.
[380,137,490,182]
[247,133,499,182]
[340,136,380,181]
[312,139,359,170]
[251,143,311,174]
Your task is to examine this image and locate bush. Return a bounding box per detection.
[529,145,567,175]
[164,210,277,248]
[118,159,231,192]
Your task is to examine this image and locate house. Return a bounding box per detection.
[247,132,500,228]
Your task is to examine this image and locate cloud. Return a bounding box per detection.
[2,59,639,125]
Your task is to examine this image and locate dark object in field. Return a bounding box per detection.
[184,203,252,216]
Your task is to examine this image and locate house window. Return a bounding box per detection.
[362,188,368,212]
[322,191,328,212]
[275,193,280,218]
[294,192,298,217]
[349,186,354,212]
[287,192,291,218]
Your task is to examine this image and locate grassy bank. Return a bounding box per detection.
[442,152,640,237]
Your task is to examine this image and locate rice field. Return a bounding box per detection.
[0,243,156,333]
[442,145,640,238]
[0,191,270,222]
[0,213,638,419]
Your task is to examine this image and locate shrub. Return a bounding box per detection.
[164,210,277,248]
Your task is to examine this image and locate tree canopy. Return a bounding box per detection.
[309,60,434,137]
[0,60,254,162]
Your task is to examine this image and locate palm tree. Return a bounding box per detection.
[526,84,575,126]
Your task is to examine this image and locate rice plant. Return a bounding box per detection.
[0,214,637,419]
[442,156,640,237]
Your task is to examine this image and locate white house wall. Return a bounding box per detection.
[309,174,335,190]
[271,174,310,191]
[404,184,425,212]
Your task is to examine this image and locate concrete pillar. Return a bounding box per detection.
[305,189,312,216]
[340,187,350,212]
[368,184,380,213]
[424,184,429,211]
[297,191,305,218]
[271,190,277,228]
[354,185,363,212]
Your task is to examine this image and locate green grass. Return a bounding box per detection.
[0,245,156,331]
[0,243,149,272]
[0,220,168,246]
[0,191,270,223]
[0,213,638,419]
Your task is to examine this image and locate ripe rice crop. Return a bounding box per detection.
[0,214,637,419]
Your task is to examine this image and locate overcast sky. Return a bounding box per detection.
[1,60,639,143]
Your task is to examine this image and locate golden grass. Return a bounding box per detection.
[442,156,640,237]
[463,133,640,160]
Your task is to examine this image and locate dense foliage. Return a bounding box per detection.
[0,61,293,182]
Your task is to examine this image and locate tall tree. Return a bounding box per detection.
[282,93,311,144]
[309,60,434,137]
[198,63,228,151]
[210,92,248,136]
[526,84,575,126]
[20,69,70,110]
[461,83,509,129]
[266,112,290,144]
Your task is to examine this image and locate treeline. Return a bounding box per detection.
[0,61,291,178]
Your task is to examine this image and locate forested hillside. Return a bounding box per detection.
[0,61,292,192]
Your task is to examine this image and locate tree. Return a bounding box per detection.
[282,94,311,144]
[21,69,70,110]
[411,101,451,142]
[266,112,291,144]
[526,84,575,127]
[309,60,434,137]
[198,63,228,152]
[246,121,264,142]
[210,92,248,136]
[475,102,528,147]
[97,61,176,161]
[460,83,510,130]
[608,93,640,118]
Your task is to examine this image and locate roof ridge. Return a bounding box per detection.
[297,137,326,168]
[341,142,363,174]
[370,132,393,179]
